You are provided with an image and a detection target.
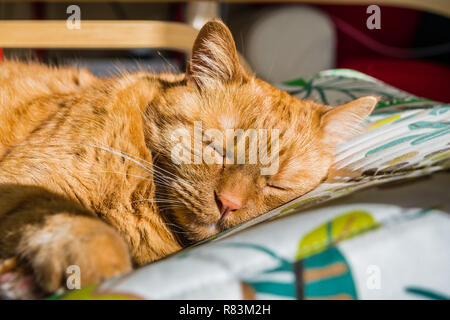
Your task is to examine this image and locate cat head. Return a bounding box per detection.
[146,19,377,242]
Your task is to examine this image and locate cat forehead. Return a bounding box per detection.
[217,113,239,129]
[185,77,281,105]
[170,78,318,133]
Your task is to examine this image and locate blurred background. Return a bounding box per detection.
[0,1,449,102]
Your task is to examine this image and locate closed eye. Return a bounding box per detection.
[212,145,224,157]
[266,184,288,191]
[203,142,224,157]
[204,143,225,169]
[211,145,226,169]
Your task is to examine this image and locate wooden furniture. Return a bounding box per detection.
[0,20,198,53]
[5,0,450,17]
[0,1,447,63]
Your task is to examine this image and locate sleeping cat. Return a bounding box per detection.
[0,19,377,295]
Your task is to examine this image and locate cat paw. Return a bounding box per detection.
[0,270,43,299]
[0,258,43,299]
[17,217,132,294]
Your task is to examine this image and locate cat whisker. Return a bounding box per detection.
[158,220,191,235]
[160,221,185,231]
[171,189,204,215]
[107,146,189,187]
[81,143,176,186]
[66,140,191,192]
[132,198,183,204]
[77,170,179,203]
[93,170,153,182]
[93,141,183,182]
[151,162,188,183]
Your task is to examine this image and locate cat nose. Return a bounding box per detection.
[215,192,242,219]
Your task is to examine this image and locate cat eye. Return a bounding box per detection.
[211,144,224,157]
[266,184,288,191]
[203,142,226,169]
[210,145,226,169]
[203,142,223,157]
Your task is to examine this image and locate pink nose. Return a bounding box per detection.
[216,192,242,219]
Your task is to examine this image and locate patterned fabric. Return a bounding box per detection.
[55,69,450,300]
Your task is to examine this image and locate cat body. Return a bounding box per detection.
[0,20,377,294]
[0,61,184,291]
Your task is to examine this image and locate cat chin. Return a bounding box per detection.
[171,208,221,240]
[199,223,220,239]
[205,223,219,235]
[187,222,221,241]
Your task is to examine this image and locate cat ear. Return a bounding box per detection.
[320,96,379,146]
[186,19,248,87]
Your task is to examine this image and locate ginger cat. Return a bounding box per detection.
[0,19,377,296]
